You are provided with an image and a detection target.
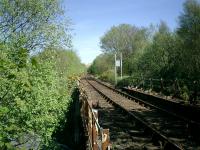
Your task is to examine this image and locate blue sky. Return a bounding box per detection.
[64,0,186,64]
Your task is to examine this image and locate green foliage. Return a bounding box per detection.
[89,0,200,101]
[137,22,176,78]
[89,24,150,82]
[100,24,149,55]
[100,24,149,76]
[99,70,115,84]
[180,86,190,101]
[88,53,114,75]
[0,0,71,51]
[0,45,85,149]
[0,0,85,149]
[116,76,136,88]
[176,0,200,79]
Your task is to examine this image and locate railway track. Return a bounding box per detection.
[121,87,200,123]
[80,79,161,149]
[82,78,200,150]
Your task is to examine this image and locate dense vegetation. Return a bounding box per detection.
[88,0,200,101]
[0,0,85,149]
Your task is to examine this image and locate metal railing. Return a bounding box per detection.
[80,89,111,150]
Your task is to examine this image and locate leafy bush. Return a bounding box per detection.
[0,0,85,148]
[0,45,85,149]
[99,70,115,84]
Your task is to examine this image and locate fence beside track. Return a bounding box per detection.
[79,88,111,150]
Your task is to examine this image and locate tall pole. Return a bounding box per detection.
[115,53,117,85]
[120,53,123,79]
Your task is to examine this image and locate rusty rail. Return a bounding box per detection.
[80,88,111,150]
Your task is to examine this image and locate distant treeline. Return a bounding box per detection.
[88,0,200,87]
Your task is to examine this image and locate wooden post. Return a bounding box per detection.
[102,129,110,150]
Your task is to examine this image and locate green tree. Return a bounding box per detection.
[177,0,200,79]
[88,53,114,75]
[100,24,148,57]
[100,24,149,75]
[0,46,85,149]
[0,0,71,51]
[136,22,176,78]
[0,1,85,149]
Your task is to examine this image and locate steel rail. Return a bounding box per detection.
[91,77,200,128]
[86,79,183,150]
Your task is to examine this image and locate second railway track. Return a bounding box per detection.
[82,77,200,150]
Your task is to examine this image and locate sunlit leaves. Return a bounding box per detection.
[0,46,85,149]
[91,0,200,82]
[0,0,81,149]
[177,0,200,79]
[0,0,71,51]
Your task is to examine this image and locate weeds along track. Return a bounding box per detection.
[85,78,200,150]
[80,79,161,150]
